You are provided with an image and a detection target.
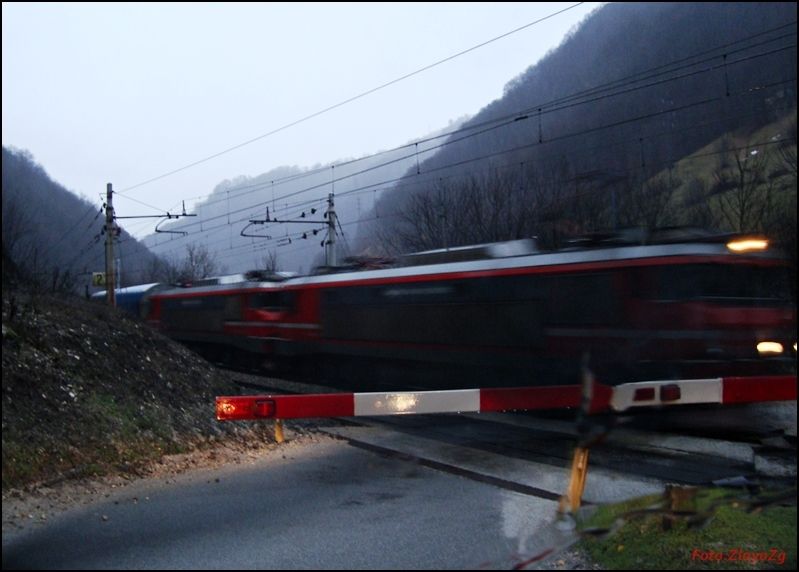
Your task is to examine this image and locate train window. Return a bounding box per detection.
[656,264,790,303]
[250,291,296,312]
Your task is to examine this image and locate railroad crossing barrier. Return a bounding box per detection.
[216,375,796,422]
[217,373,795,514]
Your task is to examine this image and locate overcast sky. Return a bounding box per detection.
[3,2,601,238]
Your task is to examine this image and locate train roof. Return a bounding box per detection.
[398,238,538,266]
[149,230,785,297]
[288,233,784,288]
[91,282,166,299]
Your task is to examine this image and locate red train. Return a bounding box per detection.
[146,229,796,393]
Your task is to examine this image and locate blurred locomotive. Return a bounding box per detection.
[100,228,795,394]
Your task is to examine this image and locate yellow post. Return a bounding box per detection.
[559,446,590,514]
[274,419,285,444]
[558,355,594,514]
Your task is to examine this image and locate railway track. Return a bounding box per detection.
[229,372,796,504]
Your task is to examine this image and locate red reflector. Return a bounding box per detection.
[633,387,656,402]
[660,384,681,402]
[253,400,276,418]
[216,397,277,421]
[216,398,238,421]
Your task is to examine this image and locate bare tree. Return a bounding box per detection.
[378,166,548,255]
[258,250,280,272]
[178,243,219,282]
[765,119,797,300]
[711,138,773,233]
[618,170,680,230]
[391,180,454,253]
[680,178,715,229]
[138,255,179,284]
[2,172,37,279]
[775,118,797,179]
[49,266,78,294]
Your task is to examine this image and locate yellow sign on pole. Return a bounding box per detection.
[92,272,106,286]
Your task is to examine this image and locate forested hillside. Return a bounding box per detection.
[354,2,797,254]
[2,147,162,293]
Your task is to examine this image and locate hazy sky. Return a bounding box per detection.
[3,2,601,238]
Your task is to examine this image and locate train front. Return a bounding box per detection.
[627,235,796,382]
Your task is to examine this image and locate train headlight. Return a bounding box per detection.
[726,238,768,252]
[757,341,784,355]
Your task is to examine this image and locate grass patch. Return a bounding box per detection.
[1,440,56,489]
[1,393,186,488]
[579,487,796,569]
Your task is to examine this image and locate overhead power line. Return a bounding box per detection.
[115,130,797,278]
[147,55,797,241]
[102,21,796,270]
[139,24,796,224]
[118,2,587,194]
[140,93,796,261]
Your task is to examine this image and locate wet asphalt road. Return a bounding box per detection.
[2,436,562,570]
[4,401,794,569]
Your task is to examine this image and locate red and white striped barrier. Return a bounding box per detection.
[216,375,796,421]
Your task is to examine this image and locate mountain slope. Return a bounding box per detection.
[2,147,163,293]
[356,2,797,253]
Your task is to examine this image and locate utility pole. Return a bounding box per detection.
[105,183,116,307]
[243,194,337,266]
[326,193,336,267]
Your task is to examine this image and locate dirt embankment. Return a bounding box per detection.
[1,288,284,491]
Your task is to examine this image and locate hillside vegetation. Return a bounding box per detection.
[2,147,165,295]
[665,113,797,296]
[356,3,797,255]
[1,287,277,489]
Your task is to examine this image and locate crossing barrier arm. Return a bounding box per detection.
[216,375,796,421]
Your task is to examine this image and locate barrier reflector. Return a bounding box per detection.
[633,387,656,402]
[659,384,681,402]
